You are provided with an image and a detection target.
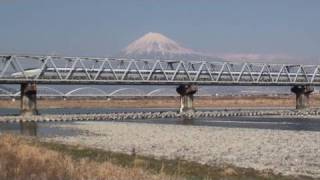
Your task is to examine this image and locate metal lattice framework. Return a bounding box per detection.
[1,54,320,86]
[0,86,181,97]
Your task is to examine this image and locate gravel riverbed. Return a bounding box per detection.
[44,121,320,178]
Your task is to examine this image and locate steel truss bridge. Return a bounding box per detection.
[1,55,320,86]
[0,86,212,97]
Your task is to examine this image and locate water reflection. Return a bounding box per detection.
[1,116,320,139]
[121,117,320,132]
[178,117,195,125]
[0,122,37,136]
[20,122,37,136]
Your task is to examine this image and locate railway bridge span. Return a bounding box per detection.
[0,54,318,115]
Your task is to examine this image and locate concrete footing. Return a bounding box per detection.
[21,83,38,116]
[176,84,197,113]
[291,85,314,110]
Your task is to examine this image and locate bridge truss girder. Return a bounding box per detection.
[0,55,320,86]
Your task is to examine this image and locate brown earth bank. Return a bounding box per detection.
[1,94,320,109]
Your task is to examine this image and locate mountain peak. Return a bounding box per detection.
[122,32,197,59]
[136,32,175,44]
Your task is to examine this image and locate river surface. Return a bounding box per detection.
[1,108,320,137]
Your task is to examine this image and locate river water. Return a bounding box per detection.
[1,108,320,137]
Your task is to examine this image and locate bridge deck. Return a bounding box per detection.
[1,55,320,86]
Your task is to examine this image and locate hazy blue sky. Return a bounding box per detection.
[1,0,319,61]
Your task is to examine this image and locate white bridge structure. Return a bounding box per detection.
[0,54,318,115]
[0,86,206,97]
[1,55,320,85]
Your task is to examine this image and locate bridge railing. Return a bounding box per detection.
[0,55,319,85]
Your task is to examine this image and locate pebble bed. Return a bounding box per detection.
[1,109,320,123]
[45,121,320,178]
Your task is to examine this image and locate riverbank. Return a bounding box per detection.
[0,134,305,180]
[0,134,176,180]
[44,121,320,178]
[2,94,320,109]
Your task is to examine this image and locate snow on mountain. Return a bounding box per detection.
[119,32,302,64]
[124,32,193,55]
[120,32,215,60]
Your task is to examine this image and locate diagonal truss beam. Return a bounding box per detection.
[0,54,319,86]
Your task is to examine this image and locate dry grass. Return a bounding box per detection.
[0,134,180,180]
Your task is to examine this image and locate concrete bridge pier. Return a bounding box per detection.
[291,85,314,110]
[21,82,38,116]
[176,84,198,113]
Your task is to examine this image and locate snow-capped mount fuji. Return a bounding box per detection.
[120,32,212,60]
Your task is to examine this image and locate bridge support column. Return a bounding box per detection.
[176,84,197,113]
[291,85,314,110]
[20,82,38,116]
